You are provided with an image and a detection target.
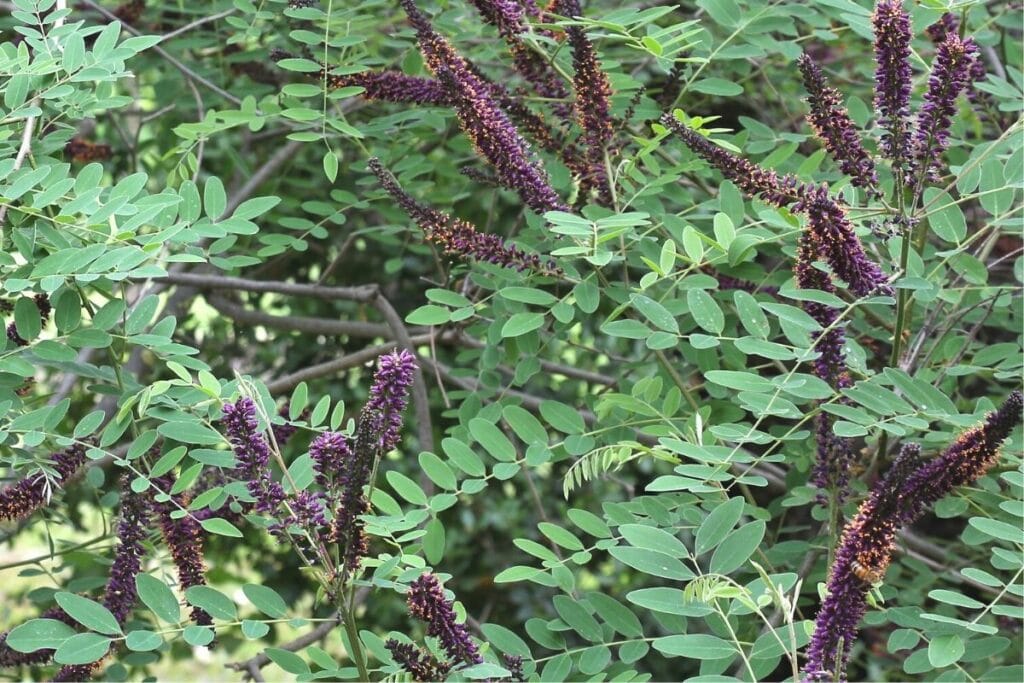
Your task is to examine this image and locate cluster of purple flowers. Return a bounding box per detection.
[0,443,87,522]
[557,0,614,206]
[872,0,913,166]
[221,397,286,515]
[400,0,566,215]
[53,482,152,682]
[369,158,558,273]
[406,573,482,667]
[797,54,879,194]
[385,639,451,682]
[805,392,1023,681]
[910,32,979,182]
[149,474,213,627]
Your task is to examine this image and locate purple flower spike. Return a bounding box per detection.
[385,639,452,681]
[407,573,482,666]
[150,475,213,627]
[364,349,418,455]
[660,113,807,207]
[872,0,913,166]
[556,0,614,205]
[221,397,285,516]
[793,185,892,298]
[910,34,979,183]
[369,159,559,274]
[0,443,87,522]
[798,53,879,195]
[805,393,1023,682]
[326,70,453,106]
[400,0,567,215]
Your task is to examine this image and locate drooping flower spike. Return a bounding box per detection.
[910,32,979,183]
[53,482,152,682]
[804,392,1023,682]
[659,113,807,208]
[0,443,87,522]
[407,573,483,666]
[872,0,913,167]
[793,184,893,298]
[149,474,213,627]
[400,0,567,215]
[385,639,452,681]
[797,53,879,195]
[555,0,615,206]
[369,158,559,274]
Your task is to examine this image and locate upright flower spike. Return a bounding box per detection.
[407,573,483,666]
[400,0,567,214]
[556,0,615,205]
[793,184,892,298]
[149,475,213,627]
[872,0,913,166]
[332,406,381,572]
[797,53,879,195]
[53,484,152,682]
[0,443,87,522]
[805,392,1023,682]
[221,397,286,516]
[659,113,806,207]
[385,639,452,681]
[369,158,558,273]
[910,33,979,183]
[363,349,418,454]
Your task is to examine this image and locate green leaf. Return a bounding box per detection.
[419,452,458,491]
[14,297,42,342]
[242,584,288,619]
[538,522,585,551]
[136,574,181,624]
[386,470,428,505]
[424,517,446,564]
[587,593,643,638]
[405,305,450,325]
[705,370,773,392]
[552,595,602,642]
[55,592,121,636]
[928,634,965,668]
[4,618,76,653]
[501,312,544,338]
[539,401,585,434]
[687,288,724,334]
[265,647,310,674]
[480,623,531,657]
[608,547,694,580]
[928,590,985,610]
[469,418,516,461]
[967,517,1023,544]
[184,586,236,621]
[691,78,743,96]
[619,524,688,558]
[204,176,227,221]
[242,620,270,639]
[694,497,745,555]
[631,294,679,334]
[183,625,215,646]
[125,630,163,652]
[710,520,766,574]
[201,518,244,538]
[653,634,736,659]
[53,633,112,665]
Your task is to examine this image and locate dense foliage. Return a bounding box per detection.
[1,0,1022,681]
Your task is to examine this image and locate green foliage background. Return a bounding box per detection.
[0,0,1021,681]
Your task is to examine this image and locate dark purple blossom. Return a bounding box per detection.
[793,184,892,298]
[798,53,878,194]
[400,0,566,215]
[407,573,482,666]
[385,639,452,681]
[363,349,418,455]
[332,409,380,572]
[0,443,87,522]
[221,397,286,515]
[660,113,807,207]
[327,70,453,106]
[872,0,913,165]
[910,33,979,182]
[54,484,152,681]
[805,392,1023,682]
[556,0,614,205]
[311,430,354,494]
[149,475,213,627]
[504,653,526,681]
[369,158,558,273]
